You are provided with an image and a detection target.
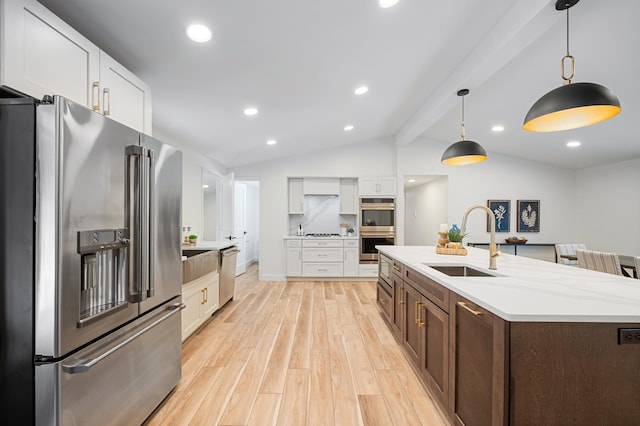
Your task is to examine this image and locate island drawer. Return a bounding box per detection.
[376,281,392,321]
[404,266,449,312]
[392,258,404,278]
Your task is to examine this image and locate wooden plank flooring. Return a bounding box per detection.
[145,264,449,426]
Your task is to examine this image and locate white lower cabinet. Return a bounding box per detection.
[181,271,219,341]
[286,239,302,276]
[344,240,359,277]
[285,238,362,278]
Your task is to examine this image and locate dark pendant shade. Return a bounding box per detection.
[441,140,487,166]
[523,82,621,133]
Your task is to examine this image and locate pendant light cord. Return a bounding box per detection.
[566,7,570,55]
[460,95,466,141]
[561,5,574,83]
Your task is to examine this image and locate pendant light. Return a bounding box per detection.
[441,89,487,166]
[523,0,621,132]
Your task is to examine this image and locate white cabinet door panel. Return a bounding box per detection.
[99,51,152,134]
[1,0,99,105]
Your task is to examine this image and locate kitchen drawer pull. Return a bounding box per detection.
[393,264,401,272]
[398,286,404,304]
[201,288,206,304]
[103,88,111,116]
[92,81,100,111]
[416,302,425,327]
[458,301,483,316]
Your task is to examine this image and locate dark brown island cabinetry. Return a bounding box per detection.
[449,293,507,426]
[377,254,640,426]
[377,254,450,414]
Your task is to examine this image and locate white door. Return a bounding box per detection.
[234,182,247,276]
[218,173,234,242]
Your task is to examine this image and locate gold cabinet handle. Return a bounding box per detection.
[204,287,208,304]
[201,288,206,304]
[415,301,421,324]
[417,302,425,327]
[398,286,404,304]
[92,81,100,111]
[458,301,483,316]
[103,88,111,116]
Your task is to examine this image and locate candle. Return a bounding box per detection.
[440,223,448,232]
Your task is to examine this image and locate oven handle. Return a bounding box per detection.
[62,303,185,374]
[360,232,396,238]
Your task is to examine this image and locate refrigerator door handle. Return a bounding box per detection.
[147,148,155,298]
[62,303,185,374]
[126,145,152,302]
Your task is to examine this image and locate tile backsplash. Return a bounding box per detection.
[289,195,356,235]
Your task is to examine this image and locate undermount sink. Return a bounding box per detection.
[424,264,499,278]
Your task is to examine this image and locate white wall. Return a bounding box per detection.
[404,176,448,245]
[181,154,203,239]
[203,188,217,241]
[396,137,578,247]
[232,138,395,280]
[576,158,640,255]
[244,181,260,264]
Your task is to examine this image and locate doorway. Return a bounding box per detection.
[404,175,448,245]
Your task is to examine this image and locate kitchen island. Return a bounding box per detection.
[376,245,640,426]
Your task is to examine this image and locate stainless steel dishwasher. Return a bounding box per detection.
[219,246,240,306]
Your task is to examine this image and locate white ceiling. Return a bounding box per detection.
[38,0,640,170]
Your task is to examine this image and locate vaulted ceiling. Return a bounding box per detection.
[38,0,640,170]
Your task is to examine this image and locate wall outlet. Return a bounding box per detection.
[618,328,640,345]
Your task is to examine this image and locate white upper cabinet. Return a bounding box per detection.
[303,178,340,195]
[358,176,397,197]
[99,51,152,134]
[339,178,357,214]
[0,0,100,106]
[0,0,152,134]
[288,178,304,214]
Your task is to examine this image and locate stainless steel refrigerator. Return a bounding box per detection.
[0,96,184,425]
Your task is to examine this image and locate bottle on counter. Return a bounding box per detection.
[297,224,304,236]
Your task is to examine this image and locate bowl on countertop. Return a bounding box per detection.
[505,237,528,244]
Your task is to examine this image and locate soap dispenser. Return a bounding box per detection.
[298,224,304,236]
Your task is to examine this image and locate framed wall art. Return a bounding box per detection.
[487,200,510,232]
[517,199,540,232]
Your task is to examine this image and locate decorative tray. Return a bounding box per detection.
[436,246,468,256]
[505,237,528,244]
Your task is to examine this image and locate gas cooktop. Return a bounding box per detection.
[304,233,341,237]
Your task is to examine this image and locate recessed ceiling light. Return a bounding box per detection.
[202,184,209,189]
[566,141,581,148]
[185,24,212,43]
[491,125,504,132]
[379,0,400,8]
[244,107,258,116]
[408,179,416,183]
[354,86,369,95]
[267,139,277,145]
[344,125,354,131]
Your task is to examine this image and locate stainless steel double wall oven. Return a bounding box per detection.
[359,198,396,263]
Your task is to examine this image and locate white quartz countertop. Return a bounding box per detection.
[378,245,640,323]
[182,240,237,251]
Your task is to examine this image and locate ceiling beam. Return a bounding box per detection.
[394,0,560,147]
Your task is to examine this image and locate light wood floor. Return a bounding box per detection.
[145,264,449,426]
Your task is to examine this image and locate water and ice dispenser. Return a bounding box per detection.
[77,229,129,327]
